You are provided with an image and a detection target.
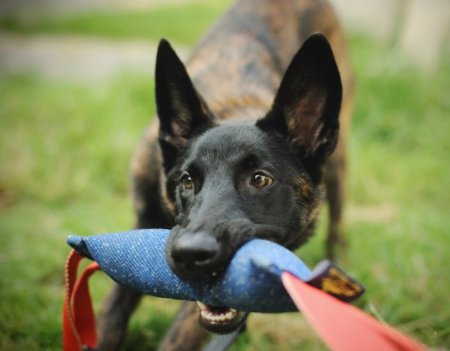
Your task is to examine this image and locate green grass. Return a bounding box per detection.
[1,7,449,350]
[0,74,154,350]
[0,1,231,45]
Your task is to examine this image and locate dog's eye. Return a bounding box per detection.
[180,173,194,190]
[251,173,274,188]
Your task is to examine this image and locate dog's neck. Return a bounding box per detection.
[208,94,270,121]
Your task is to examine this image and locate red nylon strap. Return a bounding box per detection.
[282,272,425,351]
[63,250,100,351]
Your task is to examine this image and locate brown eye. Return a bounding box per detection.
[251,173,274,188]
[180,174,194,190]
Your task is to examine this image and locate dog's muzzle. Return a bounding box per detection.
[167,230,230,281]
[167,230,248,333]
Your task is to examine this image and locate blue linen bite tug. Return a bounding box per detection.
[67,228,366,313]
[67,228,316,312]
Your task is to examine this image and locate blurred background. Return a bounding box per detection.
[0,0,449,350]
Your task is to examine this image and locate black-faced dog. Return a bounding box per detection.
[98,0,354,350]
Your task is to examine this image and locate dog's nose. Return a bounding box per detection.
[168,232,224,280]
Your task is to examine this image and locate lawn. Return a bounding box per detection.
[0,1,231,46]
[1,1,449,350]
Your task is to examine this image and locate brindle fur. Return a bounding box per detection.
[98,0,353,350]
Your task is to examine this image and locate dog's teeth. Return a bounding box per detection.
[200,306,239,324]
[196,301,207,310]
[229,309,238,319]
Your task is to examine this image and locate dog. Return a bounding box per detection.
[97,0,354,350]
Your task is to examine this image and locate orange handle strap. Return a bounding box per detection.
[63,250,100,351]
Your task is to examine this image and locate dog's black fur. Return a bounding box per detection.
[158,31,341,336]
[159,34,341,280]
[97,0,353,350]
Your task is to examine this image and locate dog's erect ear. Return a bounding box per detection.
[155,39,215,171]
[257,33,342,165]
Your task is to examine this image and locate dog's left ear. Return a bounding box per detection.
[155,39,215,171]
[257,33,342,165]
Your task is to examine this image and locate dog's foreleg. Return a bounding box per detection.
[157,301,210,351]
[97,283,143,350]
[325,74,354,261]
[325,140,347,261]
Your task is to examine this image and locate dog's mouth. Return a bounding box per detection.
[196,301,248,334]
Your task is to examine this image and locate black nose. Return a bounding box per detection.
[168,232,224,280]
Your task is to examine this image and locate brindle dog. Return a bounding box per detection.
[97,0,354,350]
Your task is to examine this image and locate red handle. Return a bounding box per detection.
[282,272,425,351]
[63,250,100,351]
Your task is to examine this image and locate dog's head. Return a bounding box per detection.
[155,34,342,333]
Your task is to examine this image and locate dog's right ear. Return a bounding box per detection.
[155,39,215,171]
